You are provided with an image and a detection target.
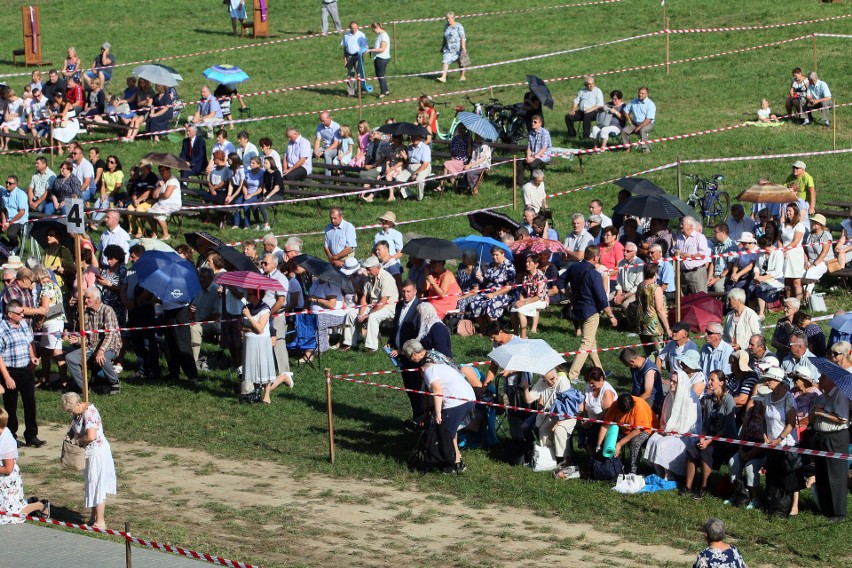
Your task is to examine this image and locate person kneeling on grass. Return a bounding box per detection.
[406,340,475,474]
[596,393,654,475]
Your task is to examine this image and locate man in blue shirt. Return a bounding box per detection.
[396,135,432,201]
[341,21,366,97]
[191,85,224,137]
[621,86,656,152]
[1,176,29,249]
[324,206,357,268]
[314,111,341,165]
[565,245,618,380]
[0,299,42,447]
[524,115,551,178]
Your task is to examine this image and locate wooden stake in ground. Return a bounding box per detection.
[512,155,518,209]
[392,22,397,64]
[125,521,132,568]
[675,257,682,321]
[325,368,335,464]
[833,102,837,150]
[665,18,671,75]
[812,33,818,73]
[73,234,89,403]
[676,157,682,200]
[49,123,54,169]
[357,72,363,122]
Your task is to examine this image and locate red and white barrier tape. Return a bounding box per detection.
[667,12,852,33]
[0,513,260,568]
[389,0,623,24]
[813,33,852,39]
[331,366,852,461]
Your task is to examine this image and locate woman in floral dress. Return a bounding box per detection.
[0,409,50,524]
[636,263,671,356]
[467,247,516,331]
[511,255,548,338]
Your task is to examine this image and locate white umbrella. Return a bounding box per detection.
[136,238,177,254]
[488,339,565,376]
[132,64,180,87]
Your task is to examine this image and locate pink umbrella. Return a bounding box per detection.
[509,238,566,256]
[214,271,285,292]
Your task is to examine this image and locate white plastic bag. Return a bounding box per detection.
[612,473,646,494]
[532,442,558,472]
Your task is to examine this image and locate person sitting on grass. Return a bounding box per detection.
[693,518,748,568]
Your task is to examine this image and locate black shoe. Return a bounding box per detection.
[693,488,706,500]
[678,486,690,496]
[454,460,467,474]
[15,438,24,448]
[26,437,46,448]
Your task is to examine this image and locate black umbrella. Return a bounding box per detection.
[612,194,698,220]
[30,219,73,249]
[468,209,521,235]
[526,75,554,109]
[401,238,462,261]
[812,357,852,401]
[293,254,354,294]
[377,122,430,138]
[613,177,666,196]
[185,231,224,254]
[214,244,260,273]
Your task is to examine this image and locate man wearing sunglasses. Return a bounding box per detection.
[1,176,29,249]
[0,299,43,448]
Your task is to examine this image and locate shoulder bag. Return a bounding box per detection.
[60,438,85,472]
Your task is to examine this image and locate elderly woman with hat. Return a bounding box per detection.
[722,288,761,352]
[373,211,403,262]
[802,213,834,304]
[810,368,850,521]
[727,231,758,291]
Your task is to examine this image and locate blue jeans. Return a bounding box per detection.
[92,195,114,221]
[81,187,96,202]
[67,347,119,389]
[233,195,258,228]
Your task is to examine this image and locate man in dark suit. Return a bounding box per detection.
[179,123,206,181]
[387,280,422,423]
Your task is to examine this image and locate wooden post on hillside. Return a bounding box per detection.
[812,33,817,73]
[665,18,671,75]
[392,22,397,64]
[357,73,363,122]
[512,156,518,210]
[676,157,682,200]
[675,258,681,321]
[49,123,54,169]
[832,103,836,150]
[125,522,132,568]
[74,234,89,403]
[325,368,336,464]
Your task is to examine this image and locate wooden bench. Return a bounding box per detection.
[824,200,852,210]
[178,177,208,188]
[79,117,132,135]
[831,268,852,295]
[0,130,39,149]
[12,49,25,66]
[814,208,847,219]
[122,208,197,234]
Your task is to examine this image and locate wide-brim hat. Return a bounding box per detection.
[679,349,701,371]
[340,258,361,275]
[810,213,827,227]
[1,255,24,270]
[377,211,397,225]
[737,232,756,244]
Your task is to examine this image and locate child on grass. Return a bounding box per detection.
[757,99,778,123]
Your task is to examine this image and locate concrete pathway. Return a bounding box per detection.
[2,522,204,567]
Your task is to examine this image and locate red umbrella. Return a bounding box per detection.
[214,271,285,291]
[510,238,567,256]
[668,292,724,333]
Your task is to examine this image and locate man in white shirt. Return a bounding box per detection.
[522,169,546,213]
[588,199,612,228]
[27,156,55,213]
[98,210,130,265]
[69,144,96,201]
[262,233,285,265]
[565,75,604,139]
[343,256,398,351]
[726,204,756,242]
[613,241,643,311]
[563,213,594,264]
[674,216,711,295]
[314,111,341,164]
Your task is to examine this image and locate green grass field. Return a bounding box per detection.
[3,0,852,566]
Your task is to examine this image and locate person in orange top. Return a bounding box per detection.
[596,393,655,474]
[424,259,461,320]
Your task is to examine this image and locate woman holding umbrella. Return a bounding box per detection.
[239,288,278,404]
[462,135,492,196]
[466,246,516,332]
[511,255,547,338]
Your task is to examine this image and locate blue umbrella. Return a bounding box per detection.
[133,250,201,309]
[829,312,852,334]
[453,235,513,263]
[456,112,499,142]
[202,64,250,85]
[811,357,852,401]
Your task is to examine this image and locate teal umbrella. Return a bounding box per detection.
[203,64,250,85]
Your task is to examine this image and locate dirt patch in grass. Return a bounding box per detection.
[22,424,694,568]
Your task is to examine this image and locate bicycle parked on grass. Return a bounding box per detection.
[684,173,730,227]
[435,96,528,144]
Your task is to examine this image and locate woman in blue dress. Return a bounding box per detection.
[233,156,264,229]
[229,0,247,35]
[436,12,467,83]
[466,247,516,330]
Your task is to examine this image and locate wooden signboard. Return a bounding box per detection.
[251,0,269,37]
[21,6,47,66]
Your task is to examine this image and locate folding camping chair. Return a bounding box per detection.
[286,313,319,369]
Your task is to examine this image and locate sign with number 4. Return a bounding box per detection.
[66,198,86,234]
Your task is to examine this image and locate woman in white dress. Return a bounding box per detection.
[781,202,805,302]
[644,367,702,479]
[61,392,116,529]
[0,89,24,152]
[148,165,182,240]
[48,92,80,154]
[0,408,50,524]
